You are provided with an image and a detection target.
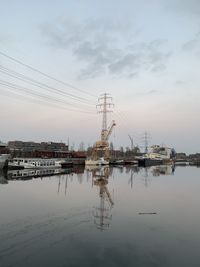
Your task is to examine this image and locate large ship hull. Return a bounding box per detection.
[138,158,163,167]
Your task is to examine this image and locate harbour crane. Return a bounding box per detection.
[92,120,116,160]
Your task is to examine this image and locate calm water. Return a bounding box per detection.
[0,165,200,267]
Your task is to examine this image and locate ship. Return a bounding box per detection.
[8,157,69,169]
[137,145,176,167]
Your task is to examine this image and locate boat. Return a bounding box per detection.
[8,158,63,169]
[0,142,10,169]
[175,161,189,166]
[137,145,175,167]
[85,157,109,166]
[58,159,73,168]
[138,156,163,167]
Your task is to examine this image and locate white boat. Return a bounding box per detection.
[85,157,109,166]
[8,158,62,169]
[0,142,10,169]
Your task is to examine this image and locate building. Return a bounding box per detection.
[8,141,68,152]
[8,141,69,158]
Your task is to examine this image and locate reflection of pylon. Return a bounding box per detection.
[143,167,151,187]
[92,167,114,231]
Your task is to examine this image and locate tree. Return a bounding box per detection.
[110,142,114,151]
[78,141,85,151]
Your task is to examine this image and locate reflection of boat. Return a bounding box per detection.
[110,159,124,165]
[151,165,175,176]
[85,165,102,172]
[175,161,189,166]
[7,168,72,180]
[85,157,109,166]
[8,158,62,169]
[0,142,10,169]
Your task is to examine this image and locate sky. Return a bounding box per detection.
[0,0,200,153]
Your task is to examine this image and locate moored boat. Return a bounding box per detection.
[8,158,63,169]
[137,145,175,167]
[85,157,109,166]
[138,157,163,167]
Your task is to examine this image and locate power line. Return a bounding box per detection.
[0,80,95,113]
[0,64,95,106]
[0,87,95,114]
[0,50,98,98]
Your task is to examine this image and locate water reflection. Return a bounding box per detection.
[1,165,200,267]
[87,167,114,231]
[0,164,176,187]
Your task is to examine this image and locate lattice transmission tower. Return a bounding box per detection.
[96,93,114,141]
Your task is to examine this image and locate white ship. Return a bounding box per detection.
[0,142,10,169]
[8,158,63,169]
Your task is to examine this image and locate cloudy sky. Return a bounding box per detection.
[0,0,200,153]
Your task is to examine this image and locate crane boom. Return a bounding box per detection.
[102,120,116,142]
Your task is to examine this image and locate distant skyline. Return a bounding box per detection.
[0,0,200,153]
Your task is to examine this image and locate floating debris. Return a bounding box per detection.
[138,212,157,215]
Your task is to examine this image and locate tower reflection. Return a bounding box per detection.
[87,166,114,231]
